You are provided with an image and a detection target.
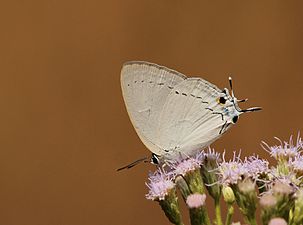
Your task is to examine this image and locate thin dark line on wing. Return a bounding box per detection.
[212,112,224,121]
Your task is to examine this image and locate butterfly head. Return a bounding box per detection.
[219,77,262,124]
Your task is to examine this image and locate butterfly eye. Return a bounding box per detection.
[218,96,227,105]
[232,115,239,124]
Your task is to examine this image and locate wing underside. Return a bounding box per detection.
[121,61,232,158]
[155,78,230,158]
[121,61,186,155]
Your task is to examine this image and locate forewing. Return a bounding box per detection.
[121,61,186,155]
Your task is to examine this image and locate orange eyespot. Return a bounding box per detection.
[217,96,226,105]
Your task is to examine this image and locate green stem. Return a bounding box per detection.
[215,199,223,225]
[159,189,184,225]
[203,208,212,225]
[205,209,212,225]
[189,207,212,225]
[225,204,234,225]
[247,217,257,225]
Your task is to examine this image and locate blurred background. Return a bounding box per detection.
[0,0,302,224]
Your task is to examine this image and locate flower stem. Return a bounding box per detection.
[189,207,212,225]
[159,189,184,225]
[215,199,223,225]
[205,210,212,225]
[247,217,257,225]
[225,204,234,225]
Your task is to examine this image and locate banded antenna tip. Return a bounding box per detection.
[238,98,248,103]
[228,76,234,97]
[241,107,262,113]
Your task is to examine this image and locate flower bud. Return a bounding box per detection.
[186,193,206,208]
[172,156,205,194]
[268,217,287,225]
[231,222,241,225]
[261,181,294,224]
[186,193,211,225]
[185,169,205,194]
[232,179,257,224]
[222,186,235,204]
[238,178,255,193]
[159,189,184,225]
[146,169,184,225]
[200,149,221,200]
[259,193,277,208]
[272,181,293,195]
[175,175,191,200]
[260,193,278,224]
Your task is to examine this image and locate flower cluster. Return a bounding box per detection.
[146,169,175,201]
[144,134,303,225]
[261,135,302,160]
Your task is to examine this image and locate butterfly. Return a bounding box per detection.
[118,61,261,170]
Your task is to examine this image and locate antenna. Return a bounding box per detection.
[228,77,262,113]
[117,156,149,171]
[237,98,248,103]
[229,77,235,98]
[240,107,262,113]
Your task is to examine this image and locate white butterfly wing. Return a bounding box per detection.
[121,61,186,155]
[156,78,232,158]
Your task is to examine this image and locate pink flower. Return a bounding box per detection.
[259,193,277,208]
[171,151,204,176]
[268,169,300,190]
[243,156,269,179]
[218,152,246,185]
[272,181,294,195]
[204,147,221,162]
[268,218,287,225]
[290,155,303,173]
[238,179,256,193]
[186,193,206,208]
[146,169,175,200]
[261,134,302,160]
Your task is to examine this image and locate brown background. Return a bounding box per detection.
[0,0,302,225]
